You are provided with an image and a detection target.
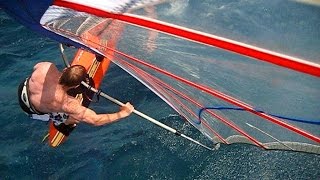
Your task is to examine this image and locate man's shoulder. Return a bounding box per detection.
[33,61,54,70]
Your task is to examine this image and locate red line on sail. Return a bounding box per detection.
[111,49,320,144]
[117,58,230,145]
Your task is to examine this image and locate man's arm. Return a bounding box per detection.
[64,99,134,126]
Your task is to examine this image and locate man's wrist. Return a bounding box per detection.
[118,110,128,118]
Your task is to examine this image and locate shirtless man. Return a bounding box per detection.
[18,62,134,126]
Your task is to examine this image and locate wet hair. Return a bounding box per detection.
[59,65,86,87]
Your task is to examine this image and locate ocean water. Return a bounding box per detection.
[0,1,320,180]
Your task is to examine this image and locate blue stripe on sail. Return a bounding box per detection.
[197,106,320,125]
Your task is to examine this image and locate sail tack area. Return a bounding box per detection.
[39,0,319,153]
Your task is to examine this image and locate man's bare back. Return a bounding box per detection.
[29,62,66,113]
[27,62,134,126]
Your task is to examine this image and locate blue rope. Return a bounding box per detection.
[196,106,320,125]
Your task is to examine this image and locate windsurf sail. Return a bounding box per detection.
[1,0,319,153]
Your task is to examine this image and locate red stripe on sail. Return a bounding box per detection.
[54,0,320,77]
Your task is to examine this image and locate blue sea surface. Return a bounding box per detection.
[0,1,320,179]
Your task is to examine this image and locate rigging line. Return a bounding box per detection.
[109,49,320,143]
[246,123,294,151]
[53,0,320,77]
[199,107,320,125]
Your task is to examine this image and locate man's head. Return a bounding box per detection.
[59,65,87,88]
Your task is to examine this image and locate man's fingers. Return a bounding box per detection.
[120,102,134,113]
